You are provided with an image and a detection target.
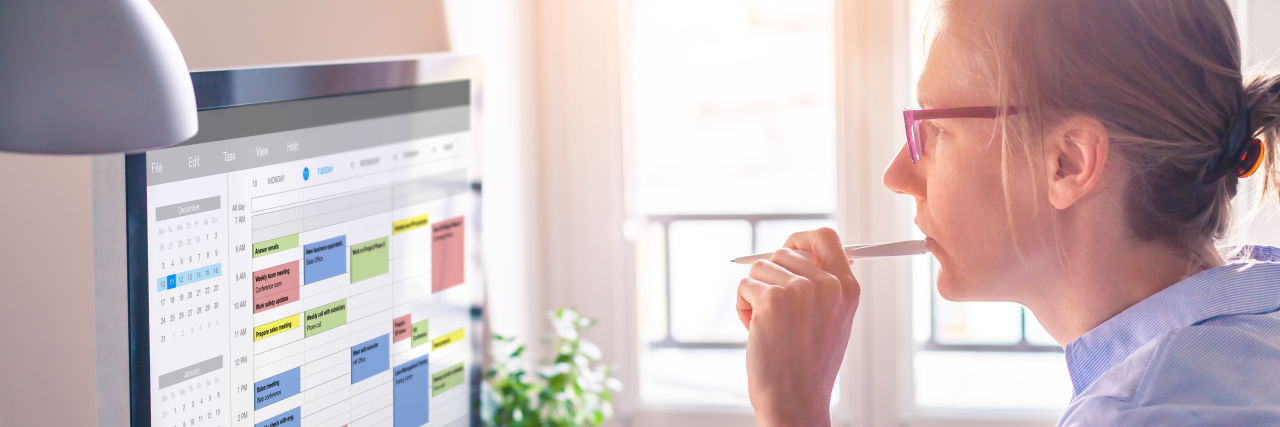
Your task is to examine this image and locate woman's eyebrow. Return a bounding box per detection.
[916,81,943,109]
[916,86,933,108]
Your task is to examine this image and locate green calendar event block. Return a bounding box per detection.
[304,299,347,338]
[253,234,299,258]
[432,362,466,396]
[411,318,430,348]
[350,236,390,283]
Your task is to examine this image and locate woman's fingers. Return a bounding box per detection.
[783,227,849,275]
[736,277,773,330]
[782,228,857,294]
[766,248,829,282]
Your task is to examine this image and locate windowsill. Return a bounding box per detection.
[636,403,756,415]
[913,408,1061,427]
[913,350,1071,412]
[629,405,759,427]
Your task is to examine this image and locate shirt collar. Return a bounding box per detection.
[1063,246,1280,397]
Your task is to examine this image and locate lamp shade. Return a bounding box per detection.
[0,0,197,154]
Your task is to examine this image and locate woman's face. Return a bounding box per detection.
[883,43,1052,302]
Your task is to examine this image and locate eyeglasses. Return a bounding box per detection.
[902,106,1019,163]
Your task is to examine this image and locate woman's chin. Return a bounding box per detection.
[935,270,986,302]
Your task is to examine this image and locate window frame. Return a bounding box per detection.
[644,213,833,351]
[924,267,1063,352]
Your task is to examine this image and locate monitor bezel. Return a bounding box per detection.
[124,54,483,427]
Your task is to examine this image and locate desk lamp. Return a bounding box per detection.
[0,0,197,154]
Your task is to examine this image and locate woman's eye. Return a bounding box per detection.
[924,121,944,136]
[921,121,945,143]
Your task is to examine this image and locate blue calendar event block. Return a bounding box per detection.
[253,406,300,427]
[393,353,431,427]
[303,236,346,284]
[351,334,390,384]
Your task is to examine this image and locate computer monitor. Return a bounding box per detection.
[125,56,482,427]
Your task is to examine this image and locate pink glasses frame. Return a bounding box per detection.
[902,106,1019,163]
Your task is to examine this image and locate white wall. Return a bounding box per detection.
[0,154,97,427]
[529,2,635,425]
[1242,0,1280,73]
[1233,0,1280,248]
[442,0,543,351]
[151,0,450,70]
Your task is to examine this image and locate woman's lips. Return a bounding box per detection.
[924,236,937,253]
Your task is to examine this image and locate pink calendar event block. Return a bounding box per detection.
[253,261,300,313]
[432,216,465,293]
[393,314,412,343]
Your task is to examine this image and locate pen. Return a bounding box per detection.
[730,239,930,264]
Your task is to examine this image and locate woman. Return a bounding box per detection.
[736,0,1280,425]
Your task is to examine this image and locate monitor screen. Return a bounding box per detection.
[125,60,479,427]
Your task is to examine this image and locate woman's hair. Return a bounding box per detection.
[930,0,1280,265]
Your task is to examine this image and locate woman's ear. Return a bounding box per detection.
[1045,116,1109,210]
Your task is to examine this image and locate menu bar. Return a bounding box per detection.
[144,107,467,186]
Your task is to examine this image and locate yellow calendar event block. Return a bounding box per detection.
[432,328,465,351]
[393,213,430,234]
[254,314,301,341]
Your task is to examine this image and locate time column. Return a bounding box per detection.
[225,166,261,427]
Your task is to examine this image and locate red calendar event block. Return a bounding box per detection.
[432,216,465,293]
[392,314,412,343]
[252,261,301,313]
[254,286,300,314]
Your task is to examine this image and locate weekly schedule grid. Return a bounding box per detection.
[140,82,475,427]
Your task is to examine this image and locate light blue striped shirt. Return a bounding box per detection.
[1059,246,1280,426]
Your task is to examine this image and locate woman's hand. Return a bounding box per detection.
[736,228,861,426]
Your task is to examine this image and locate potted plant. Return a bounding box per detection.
[482,308,623,426]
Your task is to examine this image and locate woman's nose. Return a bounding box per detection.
[883,142,925,198]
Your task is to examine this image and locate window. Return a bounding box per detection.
[628,0,837,408]
[902,0,1072,416]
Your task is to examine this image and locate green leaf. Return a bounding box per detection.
[553,323,579,340]
[547,373,568,390]
[579,340,602,360]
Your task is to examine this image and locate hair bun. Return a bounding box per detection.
[1201,103,1254,184]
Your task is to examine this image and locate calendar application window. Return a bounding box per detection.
[140,82,474,427]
